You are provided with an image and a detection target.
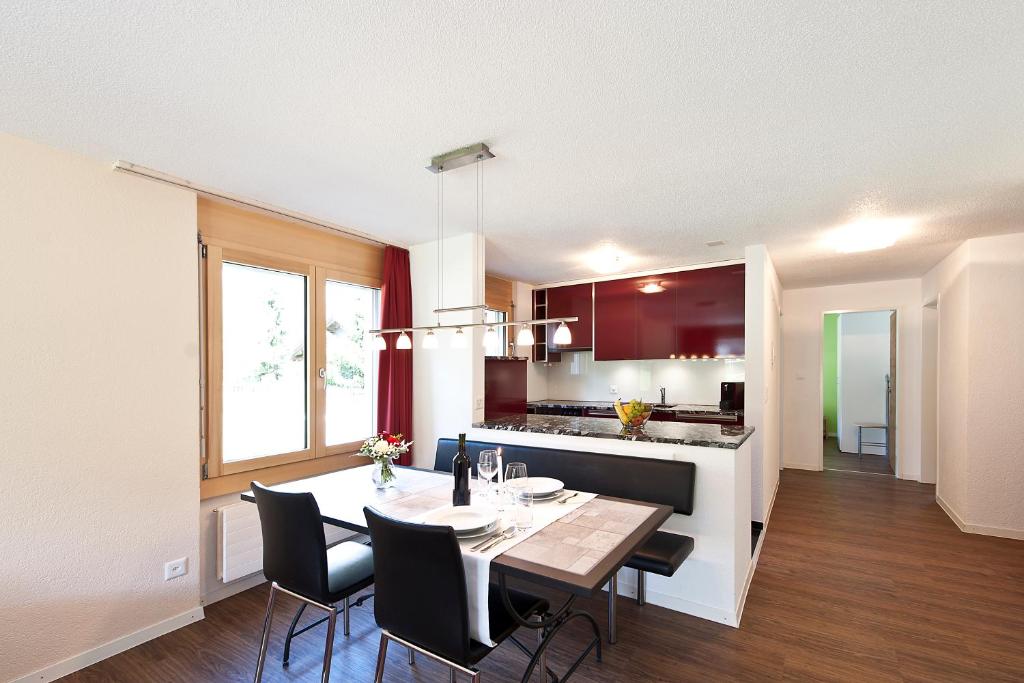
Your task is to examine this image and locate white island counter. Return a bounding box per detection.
[468,414,755,627]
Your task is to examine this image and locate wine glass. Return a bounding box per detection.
[478,450,498,499]
[505,461,528,486]
[502,462,528,518]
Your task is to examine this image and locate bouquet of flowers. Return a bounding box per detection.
[358,432,412,487]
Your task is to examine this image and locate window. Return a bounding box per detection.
[484,308,507,357]
[199,197,385,485]
[324,279,379,447]
[221,261,309,462]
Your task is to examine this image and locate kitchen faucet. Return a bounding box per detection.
[660,387,666,405]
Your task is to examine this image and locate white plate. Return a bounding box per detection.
[456,521,498,539]
[523,477,565,497]
[421,506,499,533]
[533,489,565,501]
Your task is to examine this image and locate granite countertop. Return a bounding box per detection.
[474,414,754,449]
[528,399,739,416]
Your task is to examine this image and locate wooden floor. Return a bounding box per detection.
[823,437,893,475]
[63,470,1024,682]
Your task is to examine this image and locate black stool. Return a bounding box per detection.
[607,531,694,643]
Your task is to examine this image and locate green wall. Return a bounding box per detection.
[823,314,839,435]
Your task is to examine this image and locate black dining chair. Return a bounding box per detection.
[363,506,550,683]
[250,482,375,683]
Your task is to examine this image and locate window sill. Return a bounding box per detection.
[200,451,365,500]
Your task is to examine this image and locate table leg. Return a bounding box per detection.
[498,573,601,683]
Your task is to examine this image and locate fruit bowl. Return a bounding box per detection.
[614,399,654,430]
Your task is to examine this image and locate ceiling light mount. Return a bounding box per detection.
[426,143,494,174]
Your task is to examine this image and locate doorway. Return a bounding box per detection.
[821,310,896,476]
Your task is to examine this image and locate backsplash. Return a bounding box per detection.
[541,351,745,405]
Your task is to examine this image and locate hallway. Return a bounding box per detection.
[822,436,893,475]
[65,469,1024,682]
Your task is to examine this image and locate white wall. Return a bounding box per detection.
[923,234,1024,539]
[922,242,970,514]
[744,245,782,523]
[541,351,744,404]
[0,134,202,681]
[410,233,485,468]
[919,304,938,484]
[837,311,892,454]
[781,278,923,480]
[513,280,549,402]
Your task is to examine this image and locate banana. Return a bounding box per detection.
[613,399,628,423]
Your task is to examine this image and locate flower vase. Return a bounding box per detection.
[372,459,397,490]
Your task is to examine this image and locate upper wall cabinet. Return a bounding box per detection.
[546,283,593,351]
[594,278,638,360]
[675,265,745,359]
[636,272,678,359]
[591,264,745,360]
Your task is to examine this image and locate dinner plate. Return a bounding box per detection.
[456,521,498,539]
[533,488,565,501]
[420,506,499,533]
[523,477,565,497]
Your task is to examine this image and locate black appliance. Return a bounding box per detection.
[720,381,745,411]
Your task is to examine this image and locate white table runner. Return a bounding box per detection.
[375,479,596,645]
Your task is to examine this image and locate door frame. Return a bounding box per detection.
[818,307,898,476]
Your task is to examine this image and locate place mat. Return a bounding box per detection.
[501,498,659,575]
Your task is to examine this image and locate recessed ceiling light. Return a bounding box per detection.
[586,244,632,274]
[825,216,915,253]
[705,240,726,247]
[639,282,665,294]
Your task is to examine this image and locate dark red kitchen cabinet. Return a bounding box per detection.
[546,283,593,351]
[484,357,527,420]
[635,272,678,359]
[593,278,637,360]
[675,265,745,358]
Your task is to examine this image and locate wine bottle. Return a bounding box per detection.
[452,433,472,507]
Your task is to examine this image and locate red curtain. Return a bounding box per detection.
[377,246,413,465]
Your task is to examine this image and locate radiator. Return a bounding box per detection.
[217,502,356,583]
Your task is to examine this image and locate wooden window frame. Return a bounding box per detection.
[198,198,385,496]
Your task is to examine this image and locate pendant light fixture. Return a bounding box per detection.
[515,324,535,347]
[451,327,468,348]
[552,321,572,346]
[483,325,498,347]
[369,143,579,346]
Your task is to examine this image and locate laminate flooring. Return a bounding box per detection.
[63,469,1024,682]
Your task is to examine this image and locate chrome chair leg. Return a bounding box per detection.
[254,583,278,682]
[607,573,617,644]
[321,607,337,683]
[637,570,646,606]
[373,632,390,683]
[450,667,457,682]
[408,646,416,665]
[343,596,351,637]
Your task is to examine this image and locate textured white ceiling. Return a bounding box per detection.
[2,1,1023,287]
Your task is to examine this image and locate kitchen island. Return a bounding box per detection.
[468,414,756,627]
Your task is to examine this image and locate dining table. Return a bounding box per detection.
[241,464,671,683]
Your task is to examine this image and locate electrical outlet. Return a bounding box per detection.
[475,397,484,410]
[609,385,618,395]
[164,557,188,581]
